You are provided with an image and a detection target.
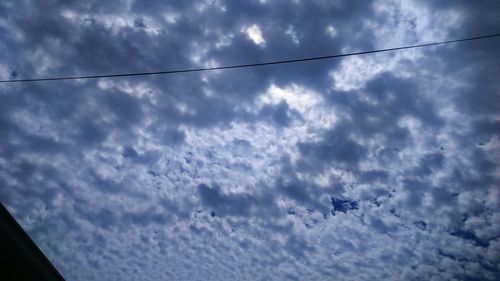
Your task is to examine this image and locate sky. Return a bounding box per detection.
[0,0,499,280]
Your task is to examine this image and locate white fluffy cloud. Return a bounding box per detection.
[243,24,266,46]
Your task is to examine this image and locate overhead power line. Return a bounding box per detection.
[1,33,499,83]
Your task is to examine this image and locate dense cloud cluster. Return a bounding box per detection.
[0,0,499,280]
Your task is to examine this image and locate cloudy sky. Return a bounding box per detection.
[1,0,499,280]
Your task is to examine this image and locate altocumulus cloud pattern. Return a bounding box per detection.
[0,1,499,280]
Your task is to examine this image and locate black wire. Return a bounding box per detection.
[1,33,499,83]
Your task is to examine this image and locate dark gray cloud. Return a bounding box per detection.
[297,131,367,170]
[197,183,279,218]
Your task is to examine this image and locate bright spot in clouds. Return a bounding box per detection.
[326,25,337,38]
[286,25,300,44]
[243,24,266,46]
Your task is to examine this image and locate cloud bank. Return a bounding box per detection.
[0,0,499,280]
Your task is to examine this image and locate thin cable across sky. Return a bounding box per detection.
[1,33,499,83]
